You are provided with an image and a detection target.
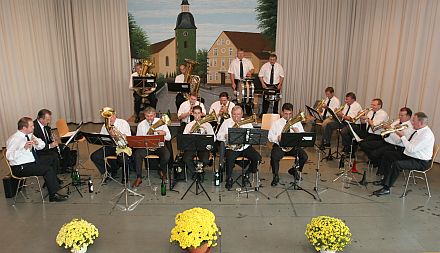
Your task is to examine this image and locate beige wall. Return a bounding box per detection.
[151,39,176,76]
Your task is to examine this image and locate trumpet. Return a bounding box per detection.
[329,104,345,119]
[350,108,371,123]
[220,102,231,120]
[372,118,394,132]
[380,124,408,138]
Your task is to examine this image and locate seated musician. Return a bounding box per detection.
[6,117,67,202]
[175,64,187,111]
[373,112,435,196]
[183,105,216,177]
[341,98,388,156]
[178,92,206,132]
[318,87,341,149]
[216,106,261,190]
[268,103,308,186]
[359,107,413,170]
[129,62,157,122]
[133,107,171,188]
[320,92,358,149]
[209,92,235,124]
[90,111,131,183]
[258,53,285,115]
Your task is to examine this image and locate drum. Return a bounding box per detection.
[237,78,255,104]
[264,88,281,102]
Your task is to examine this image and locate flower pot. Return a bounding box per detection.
[186,243,211,253]
[71,245,87,253]
[320,250,336,253]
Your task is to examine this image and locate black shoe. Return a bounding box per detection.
[49,193,69,202]
[288,168,301,181]
[372,180,383,186]
[225,177,233,190]
[271,175,279,186]
[373,188,390,196]
[57,177,64,185]
[242,173,251,187]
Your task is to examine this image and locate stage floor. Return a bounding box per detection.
[1,123,439,253]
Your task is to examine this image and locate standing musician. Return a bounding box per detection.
[175,64,187,111]
[90,111,131,183]
[268,103,308,186]
[373,112,435,196]
[341,98,388,156]
[183,105,216,177]
[6,117,68,202]
[133,107,171,188]
[229,48,254,115]
[360,107,413,170]
[178,92,206,132]
[216,106,261,190]
[321,92,362,150]
[258,53,285,115]
[129,62,158,123]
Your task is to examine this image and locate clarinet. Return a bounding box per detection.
[50,128,62,159]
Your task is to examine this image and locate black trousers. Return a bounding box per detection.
[359,139,403,166]
[183,150,210,175]
[341,124,367,153]
[11,162,59,197]
[321,118,340,144]
[262,85,280,114]
[37,149,61,174]
[382,154,430,188]
[134,146,170,178]
[90,146,131,177]
[134,92,157,117]
[225,146,261,179]
[270,144,308,175]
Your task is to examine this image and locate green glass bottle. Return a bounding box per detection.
[160,179,166,196]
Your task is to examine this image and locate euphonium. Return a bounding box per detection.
[100,107,131,155]
[146,114,171,135]
[190,111,217,133]
[351,108,372,122]
[281,112,306,152]
[134,59,157,98]
[380,124,408,138]
[229,114,258,151]
[372,118,394,132]
[183,58,201,99]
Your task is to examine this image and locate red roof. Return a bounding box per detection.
[223,31,274,59]
[150,38,175,54]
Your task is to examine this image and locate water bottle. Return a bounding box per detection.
[88,177,94,193]
[75,170,81,185]
[214,170,220,186]
[160,179,166,196]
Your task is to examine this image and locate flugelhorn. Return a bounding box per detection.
[372,118,394,132]
[190,111,217,133]
[315,99,326,113]
[329,104,345,119]
[350,108,371,122]
[380,124,408,138]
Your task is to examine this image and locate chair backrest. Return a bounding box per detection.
[3,149,20,180]
[427,144,439,172]
[261,114,280,130]
[56,119,70,137]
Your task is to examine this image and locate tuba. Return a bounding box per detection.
[100,107,132,155]
[183,59,201,99]
[380,124,408,138]
[281,112,306,152]
[134,59,157,98]
[228,114,257,151]
[190,111,217,133]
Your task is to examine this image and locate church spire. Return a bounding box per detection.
[181,0,189,12]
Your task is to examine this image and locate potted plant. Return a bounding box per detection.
[305,216,351,253]
[170,207,221,253]
[56,218,99,253]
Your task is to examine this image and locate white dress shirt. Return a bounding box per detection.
[178,100,206,123]
[401,125,435,160]
[341,101,362,124]
[321,96,341,116]
[385,120,414,147]
[209,101,235,121]
[183,121,216,142]
[136,118,171,141]
[258,62,285,84]
[365,109,389,134]
[216,118,253,151]
[100,118,131,136]
[228,57,254,79]
[129,72,139,90]
[6,131,45,166]
[268,118,305,145]
[175,74,185,83]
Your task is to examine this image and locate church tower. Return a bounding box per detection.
[175,0,197,69]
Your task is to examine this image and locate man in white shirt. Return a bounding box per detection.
[373,112,435,196]
[216,106,261,190]
[259,54,285,114]
[320,92,360,149]
[133,107,171,188]
[90,111,132,182]
[6,117,67,202]
[130,62,157,122]
[209,92,235,127]
[319,87,341,120]
[182,105,216,176]
[360,107,413,169]
[268,103,308,186]
[178,92,206,132]
[175,64,187,111]
[228,48,254,92]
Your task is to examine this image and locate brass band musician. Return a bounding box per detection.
[177,92,206,132]
[228,48,254,92]
[258,54,285,114]
[129,62,158,123]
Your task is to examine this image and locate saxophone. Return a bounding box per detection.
[133,59,157,98]
[228,114,257,151]
[183,59,201,99]
[190,111,217,133]
[100,107,132,155]
[281,112,306,152]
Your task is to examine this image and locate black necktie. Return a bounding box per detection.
[44,127,51,143]
[26,135,38,162]
[408,130,417,141]
[367,112,376,132]
[239,60,244,79]
[323,99,331,118]
[344,105,351,116]
[269,64,274,85]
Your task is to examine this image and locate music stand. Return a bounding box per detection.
[177,134,214,201]
[133,76,156,90]
[320,108,343,161]
[167,82,190,93]
[275,132,317,200]
[228,128,270,200]
[306,105,323,122]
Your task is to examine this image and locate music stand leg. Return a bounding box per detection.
[313,149,327,202]
[181,172,211,201]
[239,170,270,200]
[332,139,360,186]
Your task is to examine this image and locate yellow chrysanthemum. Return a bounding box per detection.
[56,218,99,250]
[305,216,351,252]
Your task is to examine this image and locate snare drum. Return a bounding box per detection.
[264,88,281,102]
[237,78,255,104]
